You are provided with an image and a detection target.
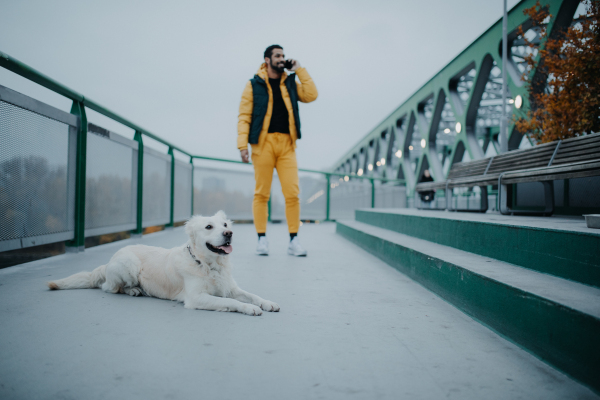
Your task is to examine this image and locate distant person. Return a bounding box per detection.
[419,169,435,206]
[237,44,318,256]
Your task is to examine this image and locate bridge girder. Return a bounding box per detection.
[331,0,581,195]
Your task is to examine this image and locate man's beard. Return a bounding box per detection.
[271,59,285,73]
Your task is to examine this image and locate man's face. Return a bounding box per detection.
[266,48,285,73]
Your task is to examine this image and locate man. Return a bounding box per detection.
[237,44,318,256]
[419,169,435,208]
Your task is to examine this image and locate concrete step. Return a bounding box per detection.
[353,209,600,288]
[336,219,600,393]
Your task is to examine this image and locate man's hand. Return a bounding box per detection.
[289,59,301,72]
[240,149,249,163]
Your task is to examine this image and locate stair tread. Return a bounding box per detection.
[339,219,600,319]
[361,208,600,237]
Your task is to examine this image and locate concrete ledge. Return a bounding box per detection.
[355,209,600,287]
[337,219,600,393]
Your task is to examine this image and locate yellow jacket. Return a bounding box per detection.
[237,63,318,155]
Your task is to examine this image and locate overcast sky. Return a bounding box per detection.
[1,0,521,171]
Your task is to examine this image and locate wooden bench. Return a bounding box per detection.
[415,133,600,215]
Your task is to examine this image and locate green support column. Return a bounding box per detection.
[190,156,194,216]
[325,174,331,221]
[132,131,144,237]
[168,147,175,227]
[371,179,375,208]
[66,101,87,252]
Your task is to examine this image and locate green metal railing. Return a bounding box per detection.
[0,50,405,252]
[407,189,500,211]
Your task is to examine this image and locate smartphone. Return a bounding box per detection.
[284,60,294,69]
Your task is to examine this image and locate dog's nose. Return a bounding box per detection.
[223,230,232,237]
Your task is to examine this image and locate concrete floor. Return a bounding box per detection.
[0,222,597,400]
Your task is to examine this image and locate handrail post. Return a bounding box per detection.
[132,131,144,237]
[66,100,87,252]
[325,173,331,221]
[168,147,175,228]
[190,156,194,216]
[370,178,375,208]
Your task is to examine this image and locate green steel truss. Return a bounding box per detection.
[331,0,582,195]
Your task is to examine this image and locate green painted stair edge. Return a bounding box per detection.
[336,221,600,394]
[355,210,600,288]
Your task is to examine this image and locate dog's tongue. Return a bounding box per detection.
[218,245,233,254]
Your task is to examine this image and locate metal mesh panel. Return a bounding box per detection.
[329,179,372,220]
[374,184,406,208]
[411,193,447,209]
[513,176,600,213]
[568,177,600,208]
[193,167,254,220]
[173,160,192,222]
[271,172,327,221]
[142,150,171,227]
[447,187,484,210]
[515,182,546,208]
[85,131,137,236]
[410,190,501,212]
[0,100,75,250]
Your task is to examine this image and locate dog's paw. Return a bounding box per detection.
[260,301,280,312]
[241,304,263,316]
[124,287,143,296]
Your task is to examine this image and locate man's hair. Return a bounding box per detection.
[264,44,283,59]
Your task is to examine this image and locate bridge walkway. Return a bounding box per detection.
[0,222,596,399]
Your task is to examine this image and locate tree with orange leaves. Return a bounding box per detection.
[515,0,600,143]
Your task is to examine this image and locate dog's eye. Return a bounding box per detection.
[205,225,212,230]
[224,223,227,227]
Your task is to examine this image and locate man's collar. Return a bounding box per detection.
[257,63,287,81]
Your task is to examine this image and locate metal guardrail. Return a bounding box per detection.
[408,189,499,211]
[0,50,405,253]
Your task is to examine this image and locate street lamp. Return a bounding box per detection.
[500,0,509,153]
[515,95,523,109]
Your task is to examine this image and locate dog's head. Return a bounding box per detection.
[185,211,233,256]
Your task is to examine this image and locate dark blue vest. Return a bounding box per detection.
[248,74,301,144]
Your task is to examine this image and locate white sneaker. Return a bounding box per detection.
[256,236,269,256]
[288,237,307,257]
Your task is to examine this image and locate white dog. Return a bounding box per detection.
[48,211,279,316]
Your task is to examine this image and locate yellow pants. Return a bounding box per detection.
[251,133,300,234]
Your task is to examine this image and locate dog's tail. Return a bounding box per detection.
[47,264,107,290]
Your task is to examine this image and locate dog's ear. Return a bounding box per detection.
[215,210,227,220]
[185,216,199,242]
